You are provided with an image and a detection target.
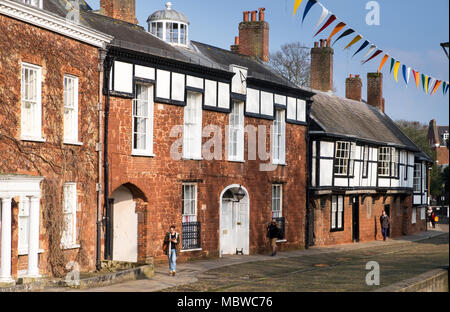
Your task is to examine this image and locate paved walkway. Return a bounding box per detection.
[65,225,448,292]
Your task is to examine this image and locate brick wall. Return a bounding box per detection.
[367,73,384,112]
[106,95,308,262]
[238,21,269,62]
[345,75,362,102]
[310,40,334,92]
[312,194,426,246]
[0,15,100,277]
[100,0,138,25]
[436,147,449,166]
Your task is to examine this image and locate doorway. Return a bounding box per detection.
[352,196,360,242]
[384,204,391,238]
[219,185,249,256]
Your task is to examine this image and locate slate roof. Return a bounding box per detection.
[310,90,432,161]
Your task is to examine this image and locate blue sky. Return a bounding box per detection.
[86,0,449,126]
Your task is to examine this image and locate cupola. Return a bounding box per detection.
[147,2,190,46]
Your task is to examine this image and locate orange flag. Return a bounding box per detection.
[327,22,346,43]
[412,70,420,89]
[378,54,389,73]
[432,81,442,95]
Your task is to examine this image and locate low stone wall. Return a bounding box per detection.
[376,268,449,292]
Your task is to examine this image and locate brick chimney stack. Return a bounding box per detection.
[230,8,269,62]
[367,73,385,113]
[100,0,138,25]
[345,74,362,102]
[310,39,334,92]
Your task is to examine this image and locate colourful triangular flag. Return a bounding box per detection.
[393,61,400,82]
[352,40,370,57]
[378,54,389,73]
[344,35,362,50]
[333,29,354,46]
[314,15,336,37]
[315,3,329,29]
[390,58,396,74]
[327,22,346,43]
[412,70,420,89]
[302,0,317,23]
[432,81,442,95]
[362,50,382,64]
[293,0,304,16]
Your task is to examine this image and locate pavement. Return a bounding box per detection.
[59,224,448,292]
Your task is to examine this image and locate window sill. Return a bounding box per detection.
[182,157,203,161]
[180,248,202,253]
[61,244,81,250]
[228,158,245,163]
[21,136,46,143]
[18,249,45,256]
[132,151,155,158]
[330,229,344,233]
[272,162,287,166]
[64,141,83,146]
[276,239,287,243]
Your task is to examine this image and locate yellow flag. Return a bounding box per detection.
[344,35,362,50]
[294,0,304,16]
[425,75,429,93]
[393,61,400,82]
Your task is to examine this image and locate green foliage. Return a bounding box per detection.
[396,120,446,199]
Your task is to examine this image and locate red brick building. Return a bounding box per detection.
[428,119,449,167]
[307,40,431,247]
[0,0,112,285]
[82,1,314,264]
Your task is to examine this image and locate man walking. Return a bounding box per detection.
[267,219,280,256]
[163,225,180,276]
[380,211,390,241]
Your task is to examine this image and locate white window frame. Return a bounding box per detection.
[22,0,43,9]
[378,147,391,177]
[21,62,44,141]
[132,83,154,157]
[62,183,78,249]
[63,75,80,144]
[413,163,421,192]
[331,195,344,231]
[228,101,244,162]
[412,207,417,224]
[273,109,286,165]
[335,141,351,176]
[391,148,399,178]
[182,183,197,223]
[271,185,282,219]
[420,207,426,220]
[18,197,30,254]
[362,145,369,178]
[183,91,203,160]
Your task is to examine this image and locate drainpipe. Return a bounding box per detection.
[305,99,313,249]
[96,49,107,271]
[103,55,114,260]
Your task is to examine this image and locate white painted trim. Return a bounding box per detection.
[180,248,202,253]
[63,141,83,146]
[20,136,46,143]
[131,151,155,158]
[18,248,44,256]
[0,0,113,48]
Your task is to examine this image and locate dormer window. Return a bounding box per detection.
[147,2,190,47]
[443,132,449,142]
[22,0,43,9]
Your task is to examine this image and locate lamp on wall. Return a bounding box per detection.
[233,185,246,202]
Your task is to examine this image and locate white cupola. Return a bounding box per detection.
[147,2,190,46]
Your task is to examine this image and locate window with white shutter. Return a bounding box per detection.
[62,183,77,248]
[182,184,197,223]
[228,101,244,161]
[183,91,203,159]
[331,195,344,231]
[412,207,417,224]
[64,75,79,143]
[273,109,286,164]
[132,84,154,156]
[21,63,42,140]
[271,185,282,218]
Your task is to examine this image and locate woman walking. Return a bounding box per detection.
[163,225,180,276]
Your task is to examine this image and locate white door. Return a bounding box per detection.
[220,195,249,256]
[112,187,138,263]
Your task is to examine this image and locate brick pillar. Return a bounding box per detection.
[235,8,269,62]
[310,40,334,92]
[100,0,138,25]
[367,73,384,113]
[345,74,362,101]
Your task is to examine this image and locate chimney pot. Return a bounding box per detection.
[326,40,331,48]
[346,74,362,102]
[235,36,239,45]
[243,11,249,22]
[251,10,257,22]
[259,8,266,21]
[314,42,319,48]
[367,73,384,113]
[349,74,353,78]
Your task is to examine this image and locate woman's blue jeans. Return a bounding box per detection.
[168,249,177,272]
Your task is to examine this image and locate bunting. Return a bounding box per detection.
[293,0,449,96]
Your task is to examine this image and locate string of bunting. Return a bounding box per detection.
[293,0,449,96]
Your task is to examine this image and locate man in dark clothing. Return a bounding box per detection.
[380,211,390,241]
[163,225,180,276]
[267,219,280,256]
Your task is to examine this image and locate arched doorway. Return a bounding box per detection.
[110,186,138,263]
[219,185,250,256]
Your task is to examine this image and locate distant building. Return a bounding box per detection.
[428,120,449,167]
